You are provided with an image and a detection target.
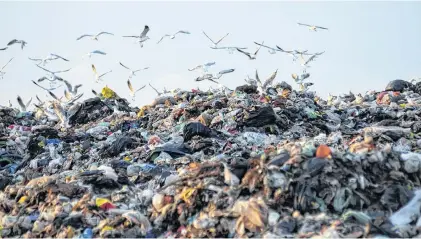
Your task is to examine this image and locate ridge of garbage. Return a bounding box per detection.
[1,79,421,238]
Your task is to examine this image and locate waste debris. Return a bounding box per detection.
[2,79,421,238]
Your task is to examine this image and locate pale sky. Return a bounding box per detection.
[0,1,420,107]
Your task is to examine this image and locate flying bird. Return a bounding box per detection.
[57,78,82,95]
[77,31,114,41]
[119,62,149,78]
[157,30,190,44]
[236,43,262,60]
[28,53,69,66]
[148,83,164,96]
[188,62,216,73]
[92,64,112,82]
[32,80,62,91]
[0,58,13,80]
[202,31,229,48]
[16,96,32,112]
[292,72,311,83]
[7,39,27,49]
[299,82,314,92]
[211,46,248,54]
[83,50,107,59]
[297,23,328,31]
[253,42,279,54]
[127,79,146,100]
[276,46,298,61]
[36,65,71,84]
[300,52,324,70]
[194,69,235,83]
[123,25,150,47]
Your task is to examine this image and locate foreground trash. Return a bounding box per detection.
[2,80,421,238]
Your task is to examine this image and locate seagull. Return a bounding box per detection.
[244,75,258,86]
[16,96,32,112]
[83,50,107,59]
[28,53,69,66]
[299,82,314,92]
[36,65,71,85]
[92,64,112,82]
[119,62,149,78]
[127,79,146,100]
[0,58,13,80]
[276,46,298,61]
[236,43,262,60]
[194,69,235,83]
[32,80,62,91]
[157,30,190,44]
[188,62,216,73]
[77,31,114,41]
[202,31,229,48]
[211,46,248,54]
[123,25,150,47]
[8,100,12,108]
[297,23,328,31]
[7,39,27,49]
[253,42,279,54]
[148,83,164,96]
[291,72,311,83]
[57,78,82,96]
[300,52,324,70]
[213,69,235,80]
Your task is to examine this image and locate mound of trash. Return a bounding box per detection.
[2,79,421,238]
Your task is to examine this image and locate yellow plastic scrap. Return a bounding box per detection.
[18,196,28,204]
[101,86,116,99]
[124,156,131,162]
[95,198,112,207]
[100,225,114,234]
[180,187,196,204]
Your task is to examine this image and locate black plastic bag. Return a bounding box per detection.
[244,106,277,127]
[183,122,212,141]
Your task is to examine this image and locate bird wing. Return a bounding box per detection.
[157,35,169,44]
[1,58,13,70]
[119,62,131,70]
[305,55,317,65]
[53,102,66,123]
[315,26,328,30]
[135,85,146,93]
[0,47,7,51]
[254,41,263,55]
[26,98,33,110]
[91,50,107,55]
[99,70,112,78]
[236,48,251,58]
[175,30,190,35]
[127,79,134,93]
[140,25,150,38]
[50,54,69,61]
[76,34,93,40]
[148,83,160,95]
[28,57,42,62]
[36,65,53,73]
[36,95,43,104]
[54,68,71,74]
[202,31,216,45]
[37,77,49,83]
[254,41,276,51]
[218,69,235,75]
[61,79,73,92]
[255,69,262,86]
[215,33,229,44]
[48,91,60,101]
[297,23,312,27]
[122,35,139,38]
[97,32,114,37]
[263,69,278,89]
[92,90,98,96]
[17,96,26,111]
[91,64,97,75]
[7,39,18,46]
[74,84,82,93]
[188,65,202,71]
[32,80,48,91]
[64,90,72,101]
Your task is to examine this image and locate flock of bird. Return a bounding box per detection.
[0,22,328,122]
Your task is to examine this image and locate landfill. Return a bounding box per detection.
[2,79,421,238]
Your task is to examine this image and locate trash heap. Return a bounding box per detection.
[2,79,421,238]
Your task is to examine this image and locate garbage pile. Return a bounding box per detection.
[2,79,421,238]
